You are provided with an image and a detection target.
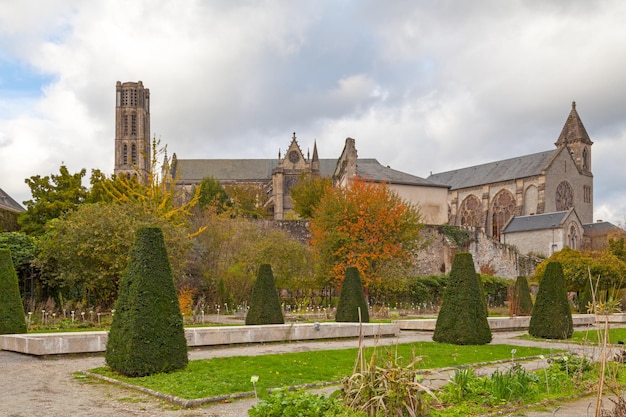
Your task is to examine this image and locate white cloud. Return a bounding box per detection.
[1,0,626,224]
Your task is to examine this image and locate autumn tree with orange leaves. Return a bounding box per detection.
[310,178,424,291]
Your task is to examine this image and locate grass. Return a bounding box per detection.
[90,342,555,400]
[570,326,626,344]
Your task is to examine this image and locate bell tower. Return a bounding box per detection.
[555,101,593,176]
[114,81,151,181]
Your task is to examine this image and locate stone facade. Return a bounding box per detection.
[428,102,594,240]
[114,81,151,182]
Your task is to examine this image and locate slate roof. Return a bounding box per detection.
[427,149,557,190]
[174,158,338,183]
[357,159,449,188]
[583,221,623,237]
[502,211,569,233]
[0,187,24,213]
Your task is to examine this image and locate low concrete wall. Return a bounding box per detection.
[0,322,399,356]
[396,314,599,332]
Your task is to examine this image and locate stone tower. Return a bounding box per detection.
[554,101,593,175]
[114,81,151,181]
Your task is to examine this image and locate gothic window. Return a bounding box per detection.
[555,181,574,211]
[491,190,516,240]
[582,147,589,171]
[458,195,482,227]
[131,114,137,136]
[131,144,137,165]
[568,224,579,249]
[123,144,128,165]
[124,115,129,136]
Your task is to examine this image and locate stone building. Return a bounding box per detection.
[428,102,594,242]
[0,187,24,232]
[334,138,449,225]
[113,81,151,182]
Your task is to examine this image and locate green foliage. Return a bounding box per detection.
[608,237,626,263]
[577,278,593,313]
[197,177,230,212]
[245,264,284,325]
[105,226,188,376]
[35,202,190,308]
[335,267,369,323]
[480,274,512,307]
[0,248,27,334]
[433,252,492,345]
[0,232,37,274]
[19,165,88,236]
[191,212,316,306]
[510,276,533,316]
[533,247,626,292]
[529,261,574,339]
[438,224,472,249]
[290,173,333,219]
[223,183,269,219]
[249,389,363,417]
[0,208,19,232]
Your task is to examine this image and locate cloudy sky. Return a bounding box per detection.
[1,1,625,225]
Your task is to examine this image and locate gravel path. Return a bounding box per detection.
[0,330,621,416]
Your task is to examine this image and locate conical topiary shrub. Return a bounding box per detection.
[105,226,188,376]
[529,261,573,339]
[577,278,593,313]
[0,249,27,334]
[335,267,370,323]
[245,264,284,325]
[433,252,491,345]
[510,276,533,316]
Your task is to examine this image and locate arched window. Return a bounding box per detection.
[491,190,516,240]
[122,144,128,165]
[582,147,589,171]
[458,195,483,227]
[131,144,137,165]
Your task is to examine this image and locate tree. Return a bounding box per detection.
[19,165,88,235]
[290,173,332,219]
[533,247,626,293]
[245,264,284,325]
[106,227,188,376]
[335,266,369,323]
[433,252,491,345]
[197,177,230,212]
[529,261,573,339]
[0,248,27,334]
[35,202,190,308]
[223,183,269,219]
[310,178,424,289]
[510,276,533,316]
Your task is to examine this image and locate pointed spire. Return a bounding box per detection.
[555,101,593,147]
[312,140,319,163]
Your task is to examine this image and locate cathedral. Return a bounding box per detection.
[114,81,614,257]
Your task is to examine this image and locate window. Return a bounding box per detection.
[458,195,482,227]
[582,147,589,170]
[569,224,578,249]
[131,144,137,165]
[131,114,137,136]
[122,144,128,165]
[583,185,591,203]
[490,190,516,240]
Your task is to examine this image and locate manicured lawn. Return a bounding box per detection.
[571,326,626,344]
[91,342,555,399]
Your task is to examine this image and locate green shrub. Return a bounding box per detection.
[335,267,369,323]
[245,264,284,325]
[528,261,573,339]
[0,248,27,334]
[577,278,593,313]
[105,226,188,376]
[510,276,533,316]
[249,389,364,417]
[433,252,492,345]
[480,274,512,307]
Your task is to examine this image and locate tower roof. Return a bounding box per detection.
[555,101,593,147]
